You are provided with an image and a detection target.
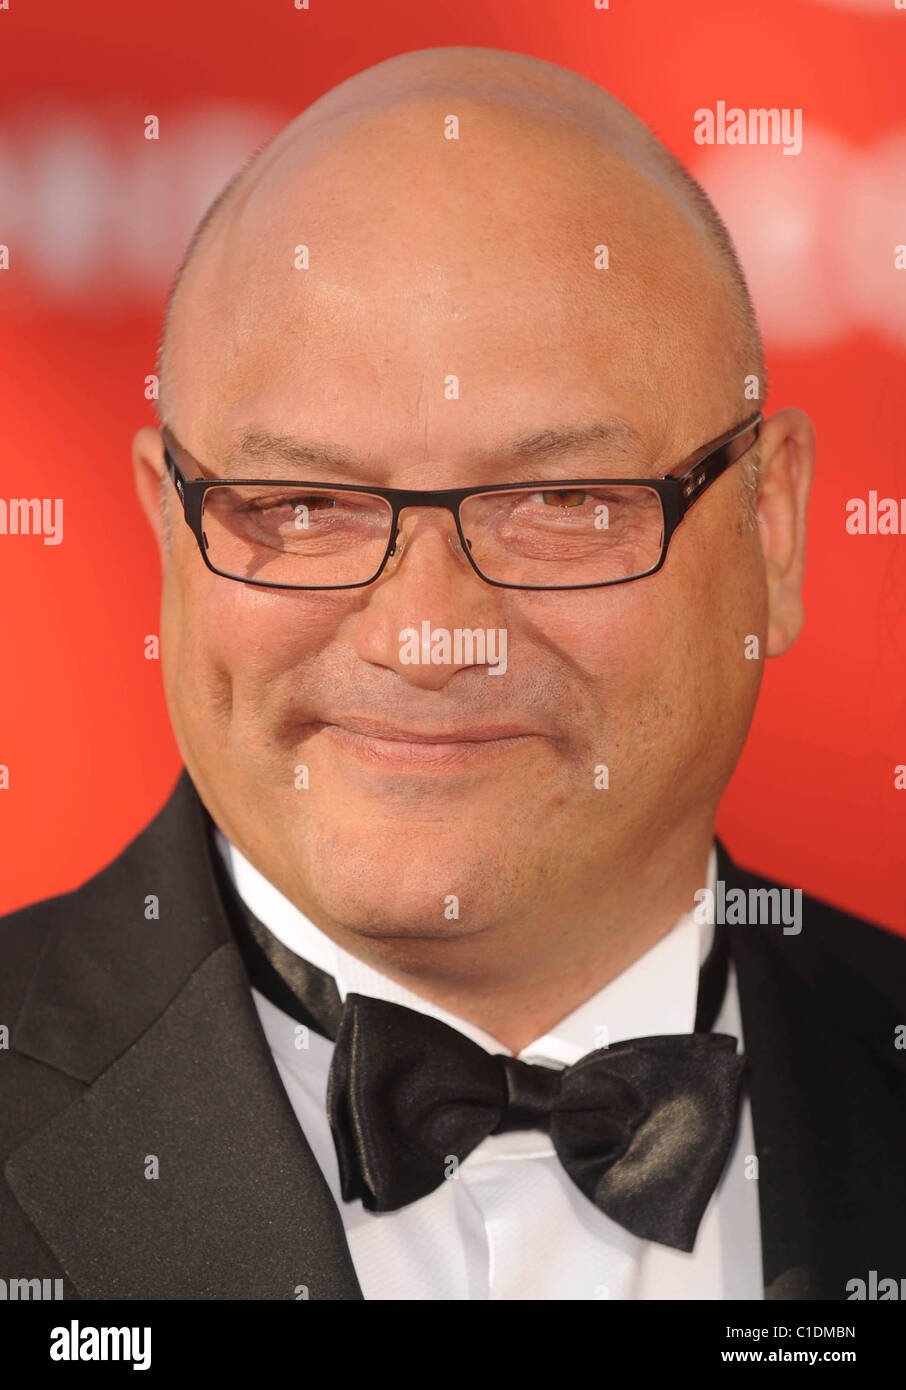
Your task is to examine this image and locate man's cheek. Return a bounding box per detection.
[527,600,648,685]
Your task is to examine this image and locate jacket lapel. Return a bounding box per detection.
[717,840,906,1300]
[5,770,363,1300]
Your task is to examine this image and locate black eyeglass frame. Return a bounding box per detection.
[160,411,763,591]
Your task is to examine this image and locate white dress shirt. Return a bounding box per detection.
[215,832,763,1300]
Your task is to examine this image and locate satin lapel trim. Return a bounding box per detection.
[5,943,363,1300]
[715,840,822,1298]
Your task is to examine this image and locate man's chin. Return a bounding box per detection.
[337,912,489,943]
[305,871,505,943]
[292,834,527,945]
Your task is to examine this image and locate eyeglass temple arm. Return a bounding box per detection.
[160,430,181,481]
[674,414,763,515]
[161,433,207,537]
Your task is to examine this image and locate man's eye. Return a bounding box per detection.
[244,494,334,513]
[295,495,336,513]
[534,489,588,508]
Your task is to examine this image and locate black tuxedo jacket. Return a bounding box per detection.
[2,769,905,1300]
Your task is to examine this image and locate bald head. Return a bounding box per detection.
[156,46,764,439]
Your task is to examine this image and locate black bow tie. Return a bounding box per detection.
[327,994,744,1248]
[214,844,746,1252]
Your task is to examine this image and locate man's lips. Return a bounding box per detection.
[308,717,544,768]
[313,717,539,743]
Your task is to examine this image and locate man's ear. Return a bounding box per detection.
[133,426,169,559]
[756,407,815,657]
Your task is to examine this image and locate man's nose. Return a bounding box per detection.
[352,507,507,688]
[387,506,469,565]
[379,501,479,574]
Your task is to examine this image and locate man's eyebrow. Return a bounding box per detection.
[226,418,648,476]
[496,419,647,462]
[227,429,361,474]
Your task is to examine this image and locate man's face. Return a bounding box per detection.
[140,107,772,944]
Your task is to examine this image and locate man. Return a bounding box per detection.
[1,46,904,1302]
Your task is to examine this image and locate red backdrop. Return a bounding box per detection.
[1,0,904,933]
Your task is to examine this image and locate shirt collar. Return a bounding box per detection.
[215,828,716,1066]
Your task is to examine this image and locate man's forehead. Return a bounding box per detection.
[167,142,713,422]
[160,52,751,446]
